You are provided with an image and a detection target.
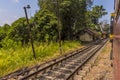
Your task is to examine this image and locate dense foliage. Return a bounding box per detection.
[34,9,58,42]
[0,0,108,48]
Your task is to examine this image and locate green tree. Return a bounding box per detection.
[34,9,58,42]
[0,24,10,47]
[38,0,90,40]
[8,17,29,45]
[91,5,108,24]
[0,24,10,40]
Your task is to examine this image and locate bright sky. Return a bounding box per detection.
[0,0,114,26]
[0,0,39,26]
[93,0,114,23]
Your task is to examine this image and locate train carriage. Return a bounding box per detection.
[112,0,120,80]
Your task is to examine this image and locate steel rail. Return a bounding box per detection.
[20,39,107,80]
[66,39,107,80]
[0,43,93,80]
[20,43,96,80]
[0,40,105,80]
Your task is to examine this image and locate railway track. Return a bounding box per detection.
[0,39,108,80]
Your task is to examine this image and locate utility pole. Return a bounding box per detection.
[57,0,62,54]
[23,5,36,59]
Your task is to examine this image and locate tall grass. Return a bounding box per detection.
[0,41,81,77]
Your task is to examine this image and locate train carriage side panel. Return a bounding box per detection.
[113,0,120,80]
